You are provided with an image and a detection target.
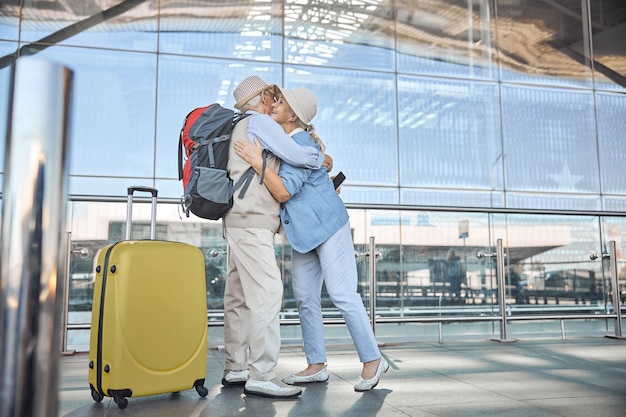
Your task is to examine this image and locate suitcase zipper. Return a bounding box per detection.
[95,243,118,397]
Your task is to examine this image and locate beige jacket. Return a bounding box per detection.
[224,117,281,231]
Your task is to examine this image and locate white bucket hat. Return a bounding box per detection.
[233,75,274,110]
[276,87,317,124]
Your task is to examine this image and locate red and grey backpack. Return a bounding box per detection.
[177,103,254,220]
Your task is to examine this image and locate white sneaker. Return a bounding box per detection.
[222,369,249,387]
[244,378,303,398]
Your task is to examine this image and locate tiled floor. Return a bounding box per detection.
[59,337,626,417]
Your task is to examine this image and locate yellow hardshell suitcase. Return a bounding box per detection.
[88,186,208,409]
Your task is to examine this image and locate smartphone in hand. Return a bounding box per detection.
[333,171,346,189]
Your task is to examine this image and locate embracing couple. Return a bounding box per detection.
[221,75,388,398]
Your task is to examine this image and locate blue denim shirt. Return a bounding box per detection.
[279,130,349,253]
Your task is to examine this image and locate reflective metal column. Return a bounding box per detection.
[0,57,73,417]
[608,241,623,338]
[494,239,511,341]
[368,236,377,334]
[478,239,516,342]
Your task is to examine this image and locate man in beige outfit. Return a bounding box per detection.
[222,76,331,398]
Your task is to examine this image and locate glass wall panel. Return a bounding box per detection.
[65,200,227,332]
[31,46,157,192]
[398,76,503,193]
[401,188,506,208]
[282,66,398,187]
[507,319,609,339]
[63,200,624,351]
[159,0,283,62]
[69,177,156,199]
[506,192,601,212]
[602,197,626,214]
[155,55,282,190]
[5,0,626,351]
[284,0,395,71]
[17,0,158,52]
[353,210,498,317]
[0,4,18,41]
[341,186,400,206]
[495,0,593,88]
[157,178,201,203]
[589,1,626,92]
[501,85,599,198]
[502,214,605,315]
[596,92,626,195]
[396,0,497,80]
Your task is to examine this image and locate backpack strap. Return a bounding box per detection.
[178,107,203,181]
[233,167,256,200]
[178,132,184,181]
[259,150,268,185]
[233,151,268,199]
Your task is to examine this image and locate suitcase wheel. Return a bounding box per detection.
[90,388,104,403]
[195,385,208,398]
[114,395,128,409]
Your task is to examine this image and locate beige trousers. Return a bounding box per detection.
[223,227,283,381]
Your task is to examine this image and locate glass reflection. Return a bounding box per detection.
[2,0,626,350]
[502,214,606,314]
[589,1,626,92]
[357,211,497,317]
[16,0,158,51]
[596,92,626,195]
[34,46,157,180]
[342,186,400,206]
[0,4,19,41]
[283,65,398,186]
[0,1,624,211]
[65,201,623,349]
[396,0,497,80]
[398,75,502,190]
[159,0,283,61]
[496,0,593,88]
[401,188,506,209]
[501,84,599,194]
[284,0,395,71]
[506,192,601,212]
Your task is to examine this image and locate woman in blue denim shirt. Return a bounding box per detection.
[233,87,388,392]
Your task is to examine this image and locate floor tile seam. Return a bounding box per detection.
[436,371,537,402]
[448,371,626,401]
[406,343,626,373]
[398,395,528,408]
[519,393,625,402]
[411,400,568,417]
[519,346,626,372]
[60,386,92,392]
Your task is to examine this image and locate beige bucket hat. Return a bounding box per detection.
[276,87,317,124]
[233,75,275,110]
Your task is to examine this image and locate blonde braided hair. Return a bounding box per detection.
[297,120,326,152]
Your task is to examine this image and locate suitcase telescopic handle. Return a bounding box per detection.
[126,186,158,240]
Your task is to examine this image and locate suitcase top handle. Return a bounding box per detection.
[126,186,158,240]
[127,186,158,198]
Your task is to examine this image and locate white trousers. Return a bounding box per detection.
[292,222,381,365]
[224,227,283,381]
